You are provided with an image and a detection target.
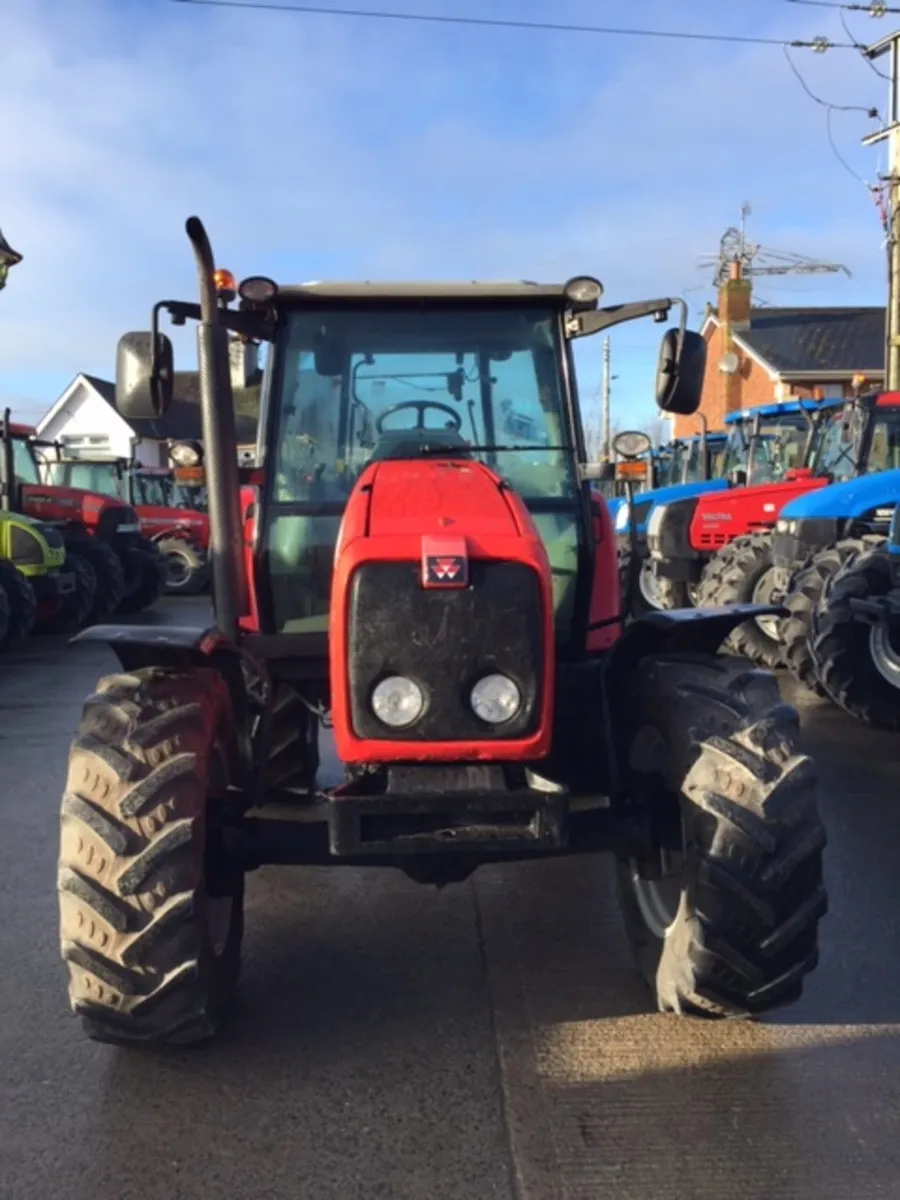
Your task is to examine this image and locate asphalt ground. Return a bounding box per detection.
[1,596,899,1199]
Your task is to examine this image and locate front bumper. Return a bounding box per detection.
[326,770,569,857]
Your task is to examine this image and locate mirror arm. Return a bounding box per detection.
[154,299,274,342]
[567,297,685,339]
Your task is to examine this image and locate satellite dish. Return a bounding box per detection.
[719,351,739,375]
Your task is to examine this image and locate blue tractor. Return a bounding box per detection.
[803,494,900,728]
[771,393,900,697]
[617,400,816,611]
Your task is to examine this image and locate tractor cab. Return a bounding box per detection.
[132,275,704,659]
[261,299,587,643]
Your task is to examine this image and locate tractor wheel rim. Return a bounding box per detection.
[164,552,190,587]
[869,624,900,690]
[751,567,781,640]
[638,561,663,609]
[632,870,682,940]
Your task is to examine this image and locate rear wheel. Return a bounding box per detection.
[617,654,826,1017]
[158,537,210,595]
[37,554,96,635]
[69,538,125,623]
[696,534,783,667]
[809,542,900,729]
[117,549,164,614]
[780,537,877,695]
[0,583,12,647]
[0,561,37,649]
[58,667,244,1046]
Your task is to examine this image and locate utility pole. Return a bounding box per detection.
[863,31,900,391]
[601,336,611,460]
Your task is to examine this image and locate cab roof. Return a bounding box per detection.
[276,280,589,305]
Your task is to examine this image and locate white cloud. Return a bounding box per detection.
[0,0,890,427]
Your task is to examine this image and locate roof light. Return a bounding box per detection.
[239,275,278,304]
[613,430,653,460]
[564,275,604,307]
[213,268,237,296]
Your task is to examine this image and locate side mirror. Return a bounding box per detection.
[116,332,174,420]
[655,328,706,416]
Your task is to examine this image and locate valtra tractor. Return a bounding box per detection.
[647,397,845,666]
[42,456,210,595]
[57,217,826,1047]
[1,419,164,621]
[616,400,819,613]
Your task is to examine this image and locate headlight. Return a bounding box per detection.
[470,673,521,724]
[776,518,798,535]
[647,504,668,538]
[371,675,425,728]
[614,503,630,532]
[169,441,203,468]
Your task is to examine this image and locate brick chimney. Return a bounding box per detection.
[719,258,751,329]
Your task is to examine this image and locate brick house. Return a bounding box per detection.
[673,262,885,437]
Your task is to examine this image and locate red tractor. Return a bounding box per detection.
[0,419,167,621]
[57,218,826,1047]
[42,457,210,595]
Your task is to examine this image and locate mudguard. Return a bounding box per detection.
[70,623,233,670]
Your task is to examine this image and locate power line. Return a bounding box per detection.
[786,1,900,11]
[838,8,891,78]
[168,0,857,48]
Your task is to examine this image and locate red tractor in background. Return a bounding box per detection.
[41,456,210,595]
[644,394,900,666]
[57,217,826,1049]
[0,418,166,621]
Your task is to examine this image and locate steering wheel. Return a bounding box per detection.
[375,400,463,434]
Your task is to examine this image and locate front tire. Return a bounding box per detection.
[617,654,826,1017]
[38,554,97,634]
[809,542,900,729]
[69,538,125,623]
[696,533,784,667]
[116,550,164,614]
[58,667,244,1046]
[780,538,877,694]
[0,561,37,649]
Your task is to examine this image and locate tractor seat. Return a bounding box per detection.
[368,427,472,462]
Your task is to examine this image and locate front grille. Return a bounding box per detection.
[347,560,543,741]
[96,505,138,541]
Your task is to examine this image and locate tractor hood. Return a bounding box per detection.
[778,468,900,520]
[362,458,531,544]
[20,483,137,525]
[692,475,830,533]
[616,478,728,532]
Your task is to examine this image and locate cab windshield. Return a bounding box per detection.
[133,474,172,507]
[720,416,808,483]
[45,461,124,498]
[12,438,40,485]
[813,405,900,480]
[265,305,582,640]
[271,306,576,502]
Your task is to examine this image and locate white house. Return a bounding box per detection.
[35,338,261,465]
[36,374,170,465]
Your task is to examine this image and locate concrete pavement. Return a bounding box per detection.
[2,600,900,1200]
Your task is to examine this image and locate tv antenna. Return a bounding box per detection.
[698,203,851,288]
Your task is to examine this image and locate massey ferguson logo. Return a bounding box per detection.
[425,555,468,587]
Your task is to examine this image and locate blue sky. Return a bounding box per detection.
[0,0,895,437]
